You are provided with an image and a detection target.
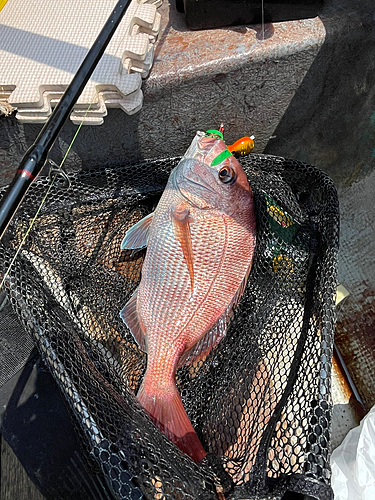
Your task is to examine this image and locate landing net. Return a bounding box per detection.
[0,154,339,500]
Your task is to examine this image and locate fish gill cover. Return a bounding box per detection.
[0,146,339,500]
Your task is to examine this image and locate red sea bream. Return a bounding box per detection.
[120,131,256,462]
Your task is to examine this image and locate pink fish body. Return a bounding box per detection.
[120,132,256,462]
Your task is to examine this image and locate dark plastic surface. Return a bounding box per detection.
[178,0,323,30]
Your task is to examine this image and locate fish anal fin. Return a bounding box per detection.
[119,289,147,352]
[121,212,154,250]
[172,203,194,291]
[178,316,227,368]
[178,265,252,368]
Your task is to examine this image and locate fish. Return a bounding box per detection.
[119,131,256,462]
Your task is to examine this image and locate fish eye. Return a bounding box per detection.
[218,165,236,184]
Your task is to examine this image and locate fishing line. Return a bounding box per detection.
[0,102,92,292]
[0,12,135,292]
[261,0,265,41]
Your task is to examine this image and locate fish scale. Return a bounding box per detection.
[144,211,229,331]
[120,132,256,461]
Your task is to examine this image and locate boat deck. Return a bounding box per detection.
[1,0,375,498]
[1,437,45,500]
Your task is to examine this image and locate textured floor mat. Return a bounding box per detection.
[0,0,161,124]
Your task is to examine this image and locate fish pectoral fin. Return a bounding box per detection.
[171,203,194,291]
[178,316,227,368]
[121,212,154,250]
[119,288,147,352]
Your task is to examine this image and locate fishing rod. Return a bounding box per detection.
[0,0,132,241]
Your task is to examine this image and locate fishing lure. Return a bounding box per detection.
[205,125,255,158]
[228,136,255,156]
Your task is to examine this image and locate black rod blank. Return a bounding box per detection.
[0,0,132,240]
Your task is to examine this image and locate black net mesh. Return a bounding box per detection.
[0,153,339,500]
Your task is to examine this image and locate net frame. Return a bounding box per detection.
[0,153,339,500]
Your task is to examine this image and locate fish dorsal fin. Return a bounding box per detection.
[121,212,154,250]
[119,289,147,352]
[171,203,194,291]
[178,264,252,368]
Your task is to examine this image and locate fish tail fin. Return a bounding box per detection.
[137,382,206,462]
